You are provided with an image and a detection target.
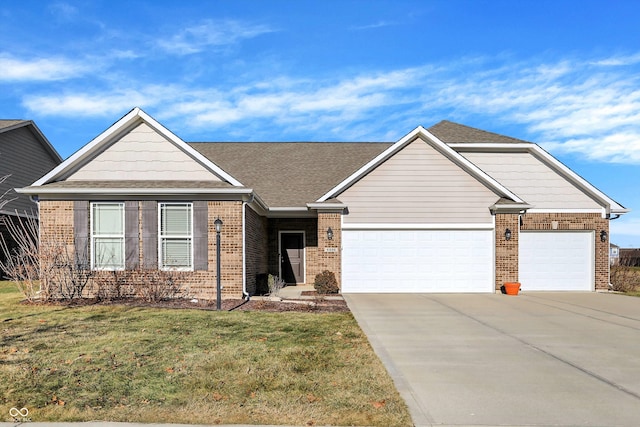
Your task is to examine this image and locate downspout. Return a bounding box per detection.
[241,194,255,300]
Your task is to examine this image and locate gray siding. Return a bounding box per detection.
[339,137,498,224]
[68,123,220,181]
[460,152,602,210]
[0,126,60,216]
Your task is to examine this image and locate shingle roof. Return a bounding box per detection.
[189,142,391,207]
[428,120,531,144]
[0,120,28,132]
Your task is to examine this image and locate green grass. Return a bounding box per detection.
[0,282,412,426]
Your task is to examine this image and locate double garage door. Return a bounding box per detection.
[342,229,594,293]
[342,229,495,293]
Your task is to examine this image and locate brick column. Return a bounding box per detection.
[495,213,519,291]
[316,211,342,288]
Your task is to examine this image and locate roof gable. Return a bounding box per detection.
[318,126,525,204]
[33,108,242,187]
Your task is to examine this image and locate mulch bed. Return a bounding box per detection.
[23,297,350,313]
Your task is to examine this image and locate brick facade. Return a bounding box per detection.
[244,205,268,295]
[38,200,247,300]
[495,212,610,291]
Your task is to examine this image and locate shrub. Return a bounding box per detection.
[610,265,640,293]
[268,274,285,296]
[314,270,339,294]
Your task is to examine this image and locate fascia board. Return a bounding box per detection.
[17,186,254,196]
[317,126,524,203]
[32,107,243,187]
[306,202,347,210]
[528,145,628,213]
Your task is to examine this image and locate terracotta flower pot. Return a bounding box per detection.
[504,282,521,296]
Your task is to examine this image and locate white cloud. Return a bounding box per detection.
[16,51,640,164]
[351,21,398,31]
[0,54,92,81]
[157,19,276,55]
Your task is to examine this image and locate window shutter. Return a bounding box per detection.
[141,201,158,269]
[73,200,89,269]
[125,201,139,269]
[193,201,208,271]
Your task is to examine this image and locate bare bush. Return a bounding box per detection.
[610,265,640,293]
[267,273,285,297]
[134,269,186,302]
[92,268,187,302]
[44,244,94,300]
[0,214,41,301]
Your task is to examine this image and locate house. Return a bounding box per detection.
[18,108,628,298]
[0,120,62,272]
[610,243,620,265]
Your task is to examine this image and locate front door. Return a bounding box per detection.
[280,232,305,284]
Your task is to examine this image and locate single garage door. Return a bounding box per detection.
[342,229,494,293]
[519,231,594,291]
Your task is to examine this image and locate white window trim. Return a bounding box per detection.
[158,202,194,271]
[90,202,125,271]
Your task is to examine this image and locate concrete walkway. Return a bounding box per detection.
[345,292,640,427]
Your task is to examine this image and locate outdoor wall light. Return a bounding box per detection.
[600,230,608,242]
[327,227,334,240]
[505,228,512,241]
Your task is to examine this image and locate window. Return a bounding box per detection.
[91,202,125,270]
[159,203,193,270]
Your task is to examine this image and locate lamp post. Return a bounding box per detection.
[214,218,223,310]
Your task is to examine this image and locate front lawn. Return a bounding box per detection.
[0,282,412,426]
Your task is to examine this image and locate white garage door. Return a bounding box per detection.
[519,231,594,291]
[342,229,494,293]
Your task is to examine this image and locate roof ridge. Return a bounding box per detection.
[429,120,531,144]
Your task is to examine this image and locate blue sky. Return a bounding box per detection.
[1,0,639,246]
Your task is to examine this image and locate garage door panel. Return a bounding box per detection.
[519,231,594,291]
[342,229,494,293]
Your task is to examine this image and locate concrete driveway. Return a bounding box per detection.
[344,293,640,427]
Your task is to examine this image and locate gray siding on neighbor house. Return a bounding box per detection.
[339,137,498,224]
[68,123,220,181]
[460,151,602,210]
[0,126,60,216]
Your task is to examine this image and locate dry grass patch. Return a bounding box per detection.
[0,282,412,426]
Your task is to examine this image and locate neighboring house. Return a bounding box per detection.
[0,120,62,271]
[18,108,628,298]
[610,243,620,265]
